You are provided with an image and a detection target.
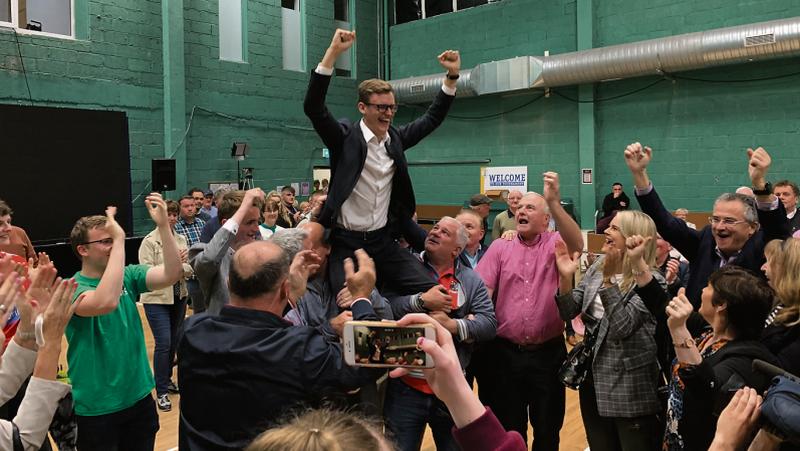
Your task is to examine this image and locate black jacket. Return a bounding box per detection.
[177,301,380,451]
[636,186,790,307]
[761,320,800,377]
[676,339,777,451]
[303,71,454,230]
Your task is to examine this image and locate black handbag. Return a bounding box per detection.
[558,325,598,390]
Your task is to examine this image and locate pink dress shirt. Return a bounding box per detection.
[476,231,564,345]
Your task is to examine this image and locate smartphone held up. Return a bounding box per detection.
[343,321,436,369]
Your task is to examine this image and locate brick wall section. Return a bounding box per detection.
[389,0,800,219]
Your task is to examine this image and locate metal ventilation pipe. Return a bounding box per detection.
[390,16,800,103]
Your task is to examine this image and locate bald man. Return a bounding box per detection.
[474,173,583,450]
[178,242,383,450]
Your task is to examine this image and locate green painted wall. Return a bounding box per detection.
[389,0,800,226]
[0,0,378,234]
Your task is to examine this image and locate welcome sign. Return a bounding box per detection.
[482,166,528,193]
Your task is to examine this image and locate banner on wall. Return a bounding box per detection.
[481,166,528,193]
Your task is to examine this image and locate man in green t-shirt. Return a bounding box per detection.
[66,193,183,451]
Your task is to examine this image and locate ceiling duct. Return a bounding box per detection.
[390,16,800,103]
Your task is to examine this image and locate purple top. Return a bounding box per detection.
[476,231,564,345]
[452,408,527,451]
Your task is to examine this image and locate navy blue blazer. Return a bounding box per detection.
[303,71,454,230]
[636,186,790,307]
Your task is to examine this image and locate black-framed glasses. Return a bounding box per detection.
[365,103,399,113]
[81,238,114,246]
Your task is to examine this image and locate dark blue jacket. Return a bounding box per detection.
[177,301,380,451]
[636,186,789,307]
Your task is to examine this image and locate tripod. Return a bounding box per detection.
[240,166,255,190]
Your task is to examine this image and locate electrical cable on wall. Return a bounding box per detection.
[9,29,34,105]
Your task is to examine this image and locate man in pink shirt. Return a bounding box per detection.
[475,172,583,451]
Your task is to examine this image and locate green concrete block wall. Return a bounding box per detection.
[0,0,165,234]
[389,0,800,224]
[389,0,579,208]
[182,0,379,201]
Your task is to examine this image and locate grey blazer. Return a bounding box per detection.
[556,257,664,417]
[189,225,238,316]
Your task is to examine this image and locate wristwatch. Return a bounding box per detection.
[673,337,695,348]
[752,181,772,196]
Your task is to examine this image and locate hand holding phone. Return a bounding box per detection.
[343,321,436,368]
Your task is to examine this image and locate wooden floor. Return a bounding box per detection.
[128,306,586,451]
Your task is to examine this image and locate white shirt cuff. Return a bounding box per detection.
[315,64,334,76]
[441,84,456,96]
[756,198,779,211]
[222,218,239,234]
[634,183,654,196]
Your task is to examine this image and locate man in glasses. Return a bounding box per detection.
[304,28,460,297]
[624,142,790,308]
[66,194,183,451]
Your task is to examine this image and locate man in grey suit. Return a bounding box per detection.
[189,189,265,315]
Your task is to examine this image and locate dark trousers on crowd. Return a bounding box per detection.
[579,373,661,451]
[76,395,159,451]
[477,337,566,451]
[383,379,460,451]
[186,279,205,313]
[144,298,187,396]
[328,227,435,297]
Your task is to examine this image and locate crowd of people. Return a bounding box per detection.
[0,27,798,451]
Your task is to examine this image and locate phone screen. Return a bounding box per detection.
[345,322,434,368]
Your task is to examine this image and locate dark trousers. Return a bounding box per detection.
[144,299,187,396]
[579,375,661,451]
[328,227,435,297]
[383,379,459,451]
[477,337,566,451]
[76,395,159,451]
[186,279,205,313]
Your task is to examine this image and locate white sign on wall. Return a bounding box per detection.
[482,166,528,193]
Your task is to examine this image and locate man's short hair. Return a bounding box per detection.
[281,185,296,195]
[674,208,689,215]
[439,216,468,249]
[70,215,107,258]
[309,190,326,200]
[708,266,773,340]
[179,195,194,205]
[229,243,291,299]
[358,78,394,104]
[457,208,484,231]
[270,228,309,262]
[0,199,11,217]
[219,190,266,222]
[166,200,180,215]
[714,193,758,224]
[774,180,800,196]
[612,182,623,187]
[188,187,204,196]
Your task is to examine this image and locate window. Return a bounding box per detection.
[394,0,490,24]
[1,0,73,37]
[219,0,246,62]
[282,0,305,71]
[333,0,353,77]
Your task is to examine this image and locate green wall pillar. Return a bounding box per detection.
[576,0,596,229]
[162,0,187,195]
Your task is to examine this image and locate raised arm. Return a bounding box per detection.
[144,193,183,291]
[544,172,583,254]
[554,239,585,321]
[74,207,126,317]
[749,147,791,242]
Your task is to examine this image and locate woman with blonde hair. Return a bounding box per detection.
[267,190,294,228]
[555,210,666,451]
[760,237,800,376]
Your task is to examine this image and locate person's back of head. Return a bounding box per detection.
[708,266,774,340]
[270,228,310,261]
[245,408,391,451]
[229,241,290,302]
